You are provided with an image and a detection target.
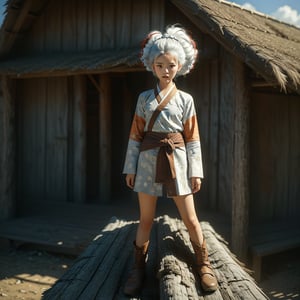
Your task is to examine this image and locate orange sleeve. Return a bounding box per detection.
[129,113,146,142]
[183,115,200,143]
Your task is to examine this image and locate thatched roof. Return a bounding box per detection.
[0,0,299,92]
[0,48,140,77]
[172,0,300,92]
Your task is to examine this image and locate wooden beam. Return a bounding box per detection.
[219,49,249,260]
[0,76,16,220]
[231,56,250,260]
[4,66,144,79]
[99,75,111,203]
[72,76,87,203]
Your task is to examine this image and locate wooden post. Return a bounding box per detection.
[220,49,249,260]
[231,55,250,260]
[99,75,111,203]
[0,76,16,220]
[72,75,86,203]
[231,58,250,260]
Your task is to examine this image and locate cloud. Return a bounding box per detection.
[240,3,256,11]
[271,5,300,27]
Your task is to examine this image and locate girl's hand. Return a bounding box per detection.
[191,177,201,193]
[126,174,136,189]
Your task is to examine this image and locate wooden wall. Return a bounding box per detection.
[250,92,300,221]
[16,76,86,208]
[4,0,299,231]
[12,0,164,55]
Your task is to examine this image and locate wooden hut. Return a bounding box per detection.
[0,0,299,262]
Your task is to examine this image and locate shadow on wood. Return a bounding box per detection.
[43,215,268,300]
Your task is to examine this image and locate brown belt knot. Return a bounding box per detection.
[140,132,185,185]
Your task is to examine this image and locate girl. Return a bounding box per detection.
[123,24,218,296]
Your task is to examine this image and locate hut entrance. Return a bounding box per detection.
[15,72,153,211]
[86,72,154,203]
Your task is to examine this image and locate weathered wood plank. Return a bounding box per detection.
[219,48,235,215]
[157,216,201,299]
[46,77,68,202]
[16,79,46,205]
[72,75,86,203]
[99,74,111,203]
[42,218,137,300]
[0,76,16,220]
[157,215,268,300]
[231,56,250,260]
[43,216,267,299]
[207,59,219,209]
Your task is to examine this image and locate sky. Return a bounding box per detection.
[0,0,299,27]
[231,0,300,27]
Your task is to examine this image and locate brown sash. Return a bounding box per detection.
[147,86,178,132]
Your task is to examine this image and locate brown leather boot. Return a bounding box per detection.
[190,239,218,292]
[123,240,149,296]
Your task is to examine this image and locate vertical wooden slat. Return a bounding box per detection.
[219,49,250,259]
[0,77,16,220]
[197,62,210,203]
[44,0,62,51]
[231,57,250,260]
[250,94,273,219]
[72,76,86,203]
[46,77,68,202]
[131,0,149,44]
[76,0,88,51]
[115,0,131,47]
[62,0,76,51]
[101,0,115,48]
[219,49,234,215]
[150,0,164,30]
[208,59,220,209]
[99,75,111,203]
[17,79,47,208]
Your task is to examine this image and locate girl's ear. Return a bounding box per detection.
[178,64,182,72]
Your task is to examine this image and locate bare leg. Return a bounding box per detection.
[173,193,218,291]
[172,193,204,244]
[136,192,158,247]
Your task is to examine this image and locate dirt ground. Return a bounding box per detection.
[0,243,299,300]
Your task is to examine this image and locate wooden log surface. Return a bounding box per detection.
[43,215,268,300]
[157,215,268,300]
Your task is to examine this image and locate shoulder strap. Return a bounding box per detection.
[147,86,178,132]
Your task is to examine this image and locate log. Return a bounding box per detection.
[43,216,268,300]
[42,217,137,300]
[157,215,268,300]
[157,216,201,299]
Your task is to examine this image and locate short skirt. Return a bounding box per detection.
[133,146,192,197]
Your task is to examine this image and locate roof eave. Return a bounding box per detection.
[171,0,300,94]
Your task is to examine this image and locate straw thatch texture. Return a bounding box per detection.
[172,0,300,92]
[0,48,140,76]
[0,0,299,92]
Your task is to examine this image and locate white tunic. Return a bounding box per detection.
[123,88,203,197]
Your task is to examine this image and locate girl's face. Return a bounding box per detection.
[152,53,182,85]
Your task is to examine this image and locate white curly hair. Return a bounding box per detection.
[140,24,198,76]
